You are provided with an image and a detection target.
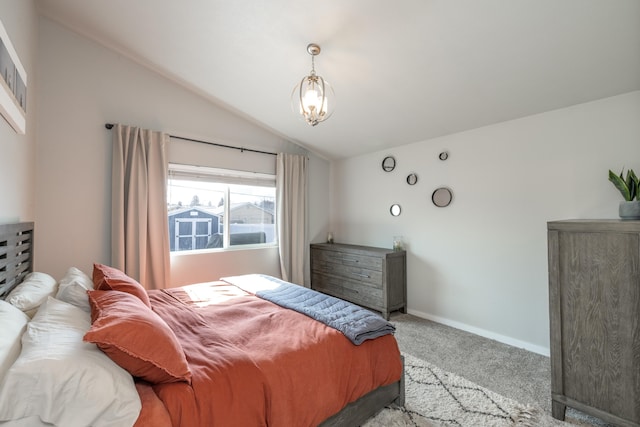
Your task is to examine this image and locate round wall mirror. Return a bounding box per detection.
[390,204,401,216]
[406,173,418,185]
[382,156,396,172]
[432,187,453,207]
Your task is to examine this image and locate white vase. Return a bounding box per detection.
[619,201,640,219]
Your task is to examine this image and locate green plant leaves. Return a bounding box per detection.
[628,169,639,201]
[609,169,632,201]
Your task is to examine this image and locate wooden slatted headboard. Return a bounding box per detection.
[0,222,34,298]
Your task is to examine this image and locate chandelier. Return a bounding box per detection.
[291,43,334,126]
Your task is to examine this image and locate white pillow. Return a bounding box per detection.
[0,301,30,383]
[5,272,58,316]
[55,267,94,312]
[0,297,141,427]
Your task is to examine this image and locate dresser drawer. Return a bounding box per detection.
[311,272,383,309]
[311,259,382,288]
[312,248,383,271]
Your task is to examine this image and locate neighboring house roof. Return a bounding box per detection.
[200,202,274,217]
[167,206,221,218]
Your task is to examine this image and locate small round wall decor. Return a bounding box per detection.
[432,187,453,207]
[406,173,418,185]
[382,156,396,172]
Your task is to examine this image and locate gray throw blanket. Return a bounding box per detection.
[221,274,395,345]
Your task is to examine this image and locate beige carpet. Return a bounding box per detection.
[363,354,587,427]
[389,314,611,427]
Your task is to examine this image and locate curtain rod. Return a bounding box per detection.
[104,123,277,157]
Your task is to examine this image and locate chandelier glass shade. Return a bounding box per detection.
[291,44,334,126]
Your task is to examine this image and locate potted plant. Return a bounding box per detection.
[608,168,640,219]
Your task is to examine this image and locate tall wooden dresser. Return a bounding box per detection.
[547,220,640,427]
[310,243,406,319]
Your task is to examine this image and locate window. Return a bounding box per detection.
[167,163,276,252]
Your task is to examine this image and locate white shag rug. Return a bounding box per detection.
[363,353,566,427]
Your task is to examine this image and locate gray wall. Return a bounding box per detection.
[331,91,640,355]
[0,0,37,223]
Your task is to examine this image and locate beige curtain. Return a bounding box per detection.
[111,124,170,289]
[276,153,308,285]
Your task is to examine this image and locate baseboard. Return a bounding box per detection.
[406,309,550,357]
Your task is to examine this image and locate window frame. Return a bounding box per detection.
[167,163,277,253]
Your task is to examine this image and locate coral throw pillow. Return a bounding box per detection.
[92,263,151,308]
[84,290,191,384]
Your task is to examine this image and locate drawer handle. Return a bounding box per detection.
[351,272,370,279]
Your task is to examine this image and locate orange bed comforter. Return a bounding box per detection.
[136,280,402,427]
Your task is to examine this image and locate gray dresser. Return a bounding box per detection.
[547,220,640,427]
[310,243,406,319]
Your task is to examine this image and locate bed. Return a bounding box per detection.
[0,222,404,426]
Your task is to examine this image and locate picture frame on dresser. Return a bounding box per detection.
[310,243,407,320]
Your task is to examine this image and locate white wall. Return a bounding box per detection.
[331,91,640,354]
[0,0,37,224]
[35,17,330,284]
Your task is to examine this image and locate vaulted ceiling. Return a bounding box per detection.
[37,0,640,159]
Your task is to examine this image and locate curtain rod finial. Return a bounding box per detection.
[105,123,114,129]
